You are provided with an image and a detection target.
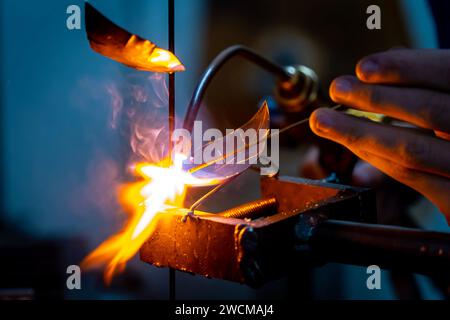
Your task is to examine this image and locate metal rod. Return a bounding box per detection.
[168,0,176,302]
[168,2,175,163]
[187,105,343,175]
[183,45,291,132]
[275,105,342,136]
[220,197,278,219]
[189,172,244,213]
[308,219,450,275]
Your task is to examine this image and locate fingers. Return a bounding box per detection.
[352,150,450,222]
[435,131,450,141]
[330,75,450,133]
[309,108,450,179]
[355,49,450,92]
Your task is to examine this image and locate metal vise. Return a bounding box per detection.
[140,176,450,287]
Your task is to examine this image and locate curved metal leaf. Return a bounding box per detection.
[85,3,185,73]
[183,101,270,180]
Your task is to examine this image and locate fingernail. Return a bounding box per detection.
[359,59,379,76]
[314,110,334,133]
[332,78,352,98]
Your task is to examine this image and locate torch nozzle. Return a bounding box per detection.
[274,65,320,113]
[183,45,292,132]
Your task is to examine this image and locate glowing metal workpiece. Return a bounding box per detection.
[85,2,185,73]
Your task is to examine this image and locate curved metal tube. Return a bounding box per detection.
[182,45,291,131]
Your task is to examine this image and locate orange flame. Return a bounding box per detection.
[82,153,222,284]
[83,70,270,283]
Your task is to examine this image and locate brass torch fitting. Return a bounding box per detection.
[275,65,319,113]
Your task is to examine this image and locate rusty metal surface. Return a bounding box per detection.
[140,208,246,282]
[140,176,374,287]
[260,176,377,223]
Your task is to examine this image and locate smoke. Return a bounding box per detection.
[68,72,171,238]
[106,73,170,165]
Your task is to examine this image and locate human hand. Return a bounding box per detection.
[310,49,450,223]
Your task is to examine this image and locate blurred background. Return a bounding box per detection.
[0,0,449,299]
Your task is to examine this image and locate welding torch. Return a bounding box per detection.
[183,45,357,183]
[183,45,313,131]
